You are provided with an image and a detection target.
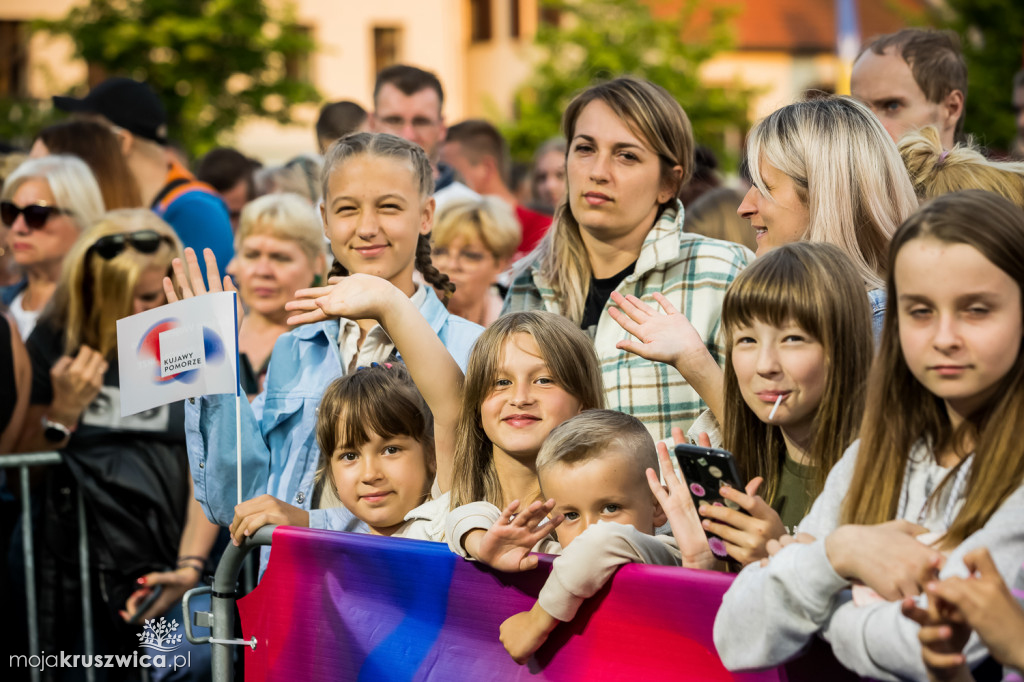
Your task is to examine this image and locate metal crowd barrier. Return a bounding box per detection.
[182,525,274,682]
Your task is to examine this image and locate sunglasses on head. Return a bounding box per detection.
[89,230,173,260]
[0,201,74,230]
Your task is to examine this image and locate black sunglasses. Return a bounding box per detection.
[89,230,174,260]
[0,201,74,229]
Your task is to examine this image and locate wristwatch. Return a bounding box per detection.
[41,415,74,443]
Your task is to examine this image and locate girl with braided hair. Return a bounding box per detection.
[173,132,482,544]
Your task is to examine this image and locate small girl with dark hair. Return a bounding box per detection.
[173,132,482,538]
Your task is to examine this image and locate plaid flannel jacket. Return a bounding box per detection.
[502,202,753,440]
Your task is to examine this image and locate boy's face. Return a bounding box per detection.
[540,448,665,547]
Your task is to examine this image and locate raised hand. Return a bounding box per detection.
[472,499,563,572]
[163,247,236,302]
[647,439,716,569]
[285,273,401,327]
[609,291,709,368]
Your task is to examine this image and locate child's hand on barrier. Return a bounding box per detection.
[609,292,711,372]
[499,602,560,665]
[924,547,1024,671]
[229,494,310,546]
[473,499,562,572]
[647,438,715,570]
[696,476,787,566]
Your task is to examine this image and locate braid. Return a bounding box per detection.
[328,259,347,279]
[415,233,455,304]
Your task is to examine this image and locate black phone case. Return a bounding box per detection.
[674,444,745,559]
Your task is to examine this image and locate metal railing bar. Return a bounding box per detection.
[20,464,40,682]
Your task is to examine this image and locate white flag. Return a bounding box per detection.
[116,292,239,416]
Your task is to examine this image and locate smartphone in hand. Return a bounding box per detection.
[674,443,747,559]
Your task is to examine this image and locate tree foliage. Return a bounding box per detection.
[38,0,319,157]
[924,0,1024,153]
[503,0,752,169]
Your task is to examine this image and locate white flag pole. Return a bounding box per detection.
[233,291,242,507]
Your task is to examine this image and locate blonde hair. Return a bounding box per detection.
[48,209,183,357]
[721,242,873,511]
[844,190,1024,549]
[899,126,1024,208]
[449,311,605,508]
[320,132,453,301]
[529,77,695,324]
[1,154,105,232]
[746,96,918,291]
[432,197,521,261]
[235,192,327,270]
[536,409,656,491]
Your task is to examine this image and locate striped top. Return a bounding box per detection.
[503,201,753,440]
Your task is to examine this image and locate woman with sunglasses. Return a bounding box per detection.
[0,155,105,339]
[15,209,220,672]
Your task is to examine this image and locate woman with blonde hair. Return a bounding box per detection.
[431,196,520,326]
[504,77,752,440]
[0,155,105,338]
[738,96,918,332]
[227,192,327,396]
[899,124,1024,207]
[15,209,219,669]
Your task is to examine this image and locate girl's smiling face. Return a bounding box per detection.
[895,237,1023,423]
[321,154,433,296]
[330,428,433,536]
[480,333,583,461]
[730,318,826,448]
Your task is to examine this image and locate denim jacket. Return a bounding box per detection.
[185,286,482,530]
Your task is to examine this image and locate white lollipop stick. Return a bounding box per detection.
[768,394,784,422]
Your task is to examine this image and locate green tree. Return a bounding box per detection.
[924,0,1024,153]
[38,0,319,157]
[504,0,751,170]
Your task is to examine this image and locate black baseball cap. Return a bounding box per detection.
[53,77,169,145]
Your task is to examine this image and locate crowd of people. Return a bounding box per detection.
[2,24,1024,682]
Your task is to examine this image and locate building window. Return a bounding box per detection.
[285,25,313,83]
[374,27,402,74]
[539,3,561,27]
[510,0,521,38]
[0,21,28,97]
[470,0,492,43]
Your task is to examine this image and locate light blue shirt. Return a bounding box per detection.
[185,286,482,532]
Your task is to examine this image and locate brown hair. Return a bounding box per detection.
[536,409,656,491]
[445,119,510,183]
[863,28,968,137]
[899,126,1024,208]
[449,311,605,508]
[528,77,695,324]
[722,242,873,510]
[842,190,1024,548]
[36,119,142,210]
[313,363,435,506]
[373,64,444,109]
[320,132,454,302]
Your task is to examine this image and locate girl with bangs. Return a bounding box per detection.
[626,243,873,566]
[714,191,1024,680]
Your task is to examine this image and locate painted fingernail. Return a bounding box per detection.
[136,577,147,585]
